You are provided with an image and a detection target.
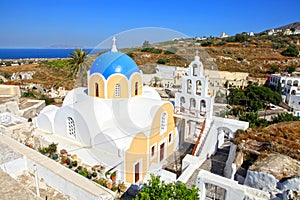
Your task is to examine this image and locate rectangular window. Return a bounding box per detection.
[150,144,156,160]
[160,143,165,162]
[168,133,172,144]
[134,162,140,183]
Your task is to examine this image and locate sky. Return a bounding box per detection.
[0,0,299,48]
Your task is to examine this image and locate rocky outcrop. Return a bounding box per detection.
[244,154,300,198]
[244,170,278,191]
[249,153,300,181]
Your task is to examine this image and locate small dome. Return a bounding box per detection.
[89,51,140,79]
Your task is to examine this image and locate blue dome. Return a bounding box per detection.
[89,51,140,79]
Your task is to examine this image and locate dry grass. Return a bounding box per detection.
[235,121,300,161]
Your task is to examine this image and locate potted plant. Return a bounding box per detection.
[106,179,113,190]
[105,171,111,179]
[118,183,127,192]
[92,171,98,178]
[98,178,107,187]
[66,158,71,165]
[72,160,78,167]
[111,173,116,181]
[99,165,106,173]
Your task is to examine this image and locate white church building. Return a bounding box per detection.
[34,38,178,184]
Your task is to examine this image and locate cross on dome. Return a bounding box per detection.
[111,36,118,52]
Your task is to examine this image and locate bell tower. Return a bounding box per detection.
[174,51,214,145]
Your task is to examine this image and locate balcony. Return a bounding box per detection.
[174,106,206,118]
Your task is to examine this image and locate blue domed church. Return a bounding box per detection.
[34,38,178,184]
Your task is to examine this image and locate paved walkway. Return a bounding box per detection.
[0,134,114,199]
[0,169,39,200]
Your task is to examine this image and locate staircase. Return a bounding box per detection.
[193,120,213,157]
[199,140,231,176]
[191,119,206,156]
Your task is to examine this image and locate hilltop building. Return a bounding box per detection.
[269,73,300,116]
[34,37,178,184]
[220,32,228,38]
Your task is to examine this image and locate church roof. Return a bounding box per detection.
[89,51,140,79]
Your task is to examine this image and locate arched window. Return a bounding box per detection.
[293,80,299,86]
[190,98,196,115]
[200,100,206,116]
[287,80,292,86]
[187,79,192,94]
[193,64,198,76]
[114,84,120,97]
[67,117,76,139]
[291,90,296,95]
[180,96,185,112]
[196,80,202,95]
[135,82,138,95]
[95,83,99,97]
[160,112,168,134]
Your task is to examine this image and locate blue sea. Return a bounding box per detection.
[0,48,95,59]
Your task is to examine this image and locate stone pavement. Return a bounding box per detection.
[0,169,38,200]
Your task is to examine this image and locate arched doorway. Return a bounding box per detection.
[216,127,233,148]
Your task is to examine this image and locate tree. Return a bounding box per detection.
[286,66,296,73]
[281,45,299,57]
[135,175,199,200]
[227,85,282,112]
[235,33,248,42]
[69,48,91,87]
[270,66,280,74]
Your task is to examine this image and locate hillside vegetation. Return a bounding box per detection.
[234,121,300,161]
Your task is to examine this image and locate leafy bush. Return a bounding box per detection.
[157,58,166,64]
[217,41,227,46]
[22,91,36,98]
[281,45,299,57]
[164,46,177,54]
[235,33,249,42]
[286,66,296,73]
[38,94,55,105]
[141,47,162,54]
[271,113,300,123]
[135,175,199,199]
[201,40,214,46]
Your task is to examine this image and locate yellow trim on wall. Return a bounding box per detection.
[125,132,148,183]
[130,73,143,97]
[149,103,176,166]
[89,74,105,98]
[107,75,129,99]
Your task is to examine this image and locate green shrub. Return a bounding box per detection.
[22,91,36,98]
[281,45,299,57]
[157,58,166,64]
[141,47,162,54]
